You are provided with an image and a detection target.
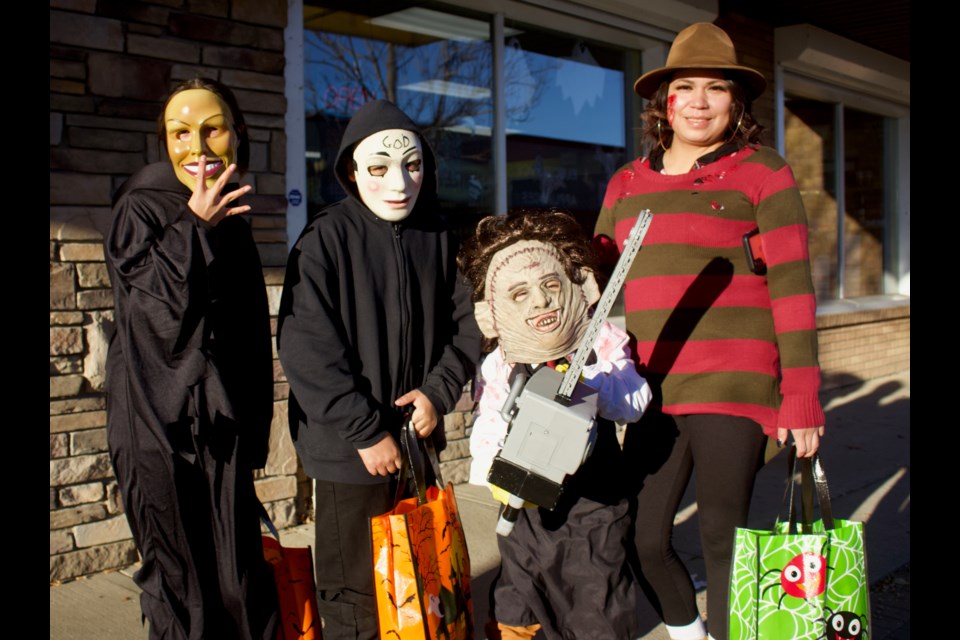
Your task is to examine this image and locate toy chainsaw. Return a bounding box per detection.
[488,210,653,536]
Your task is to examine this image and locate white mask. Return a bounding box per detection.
[350,128,424,222]
[475,240,600,364]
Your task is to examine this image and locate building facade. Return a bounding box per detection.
[50,0,909,581]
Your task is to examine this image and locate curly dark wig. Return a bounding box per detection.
[640,76,764,155]
[457,209,601,304]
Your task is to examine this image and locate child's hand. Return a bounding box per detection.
[395,389,438,438]
[358,434,402,476]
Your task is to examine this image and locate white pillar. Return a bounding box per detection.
[285,0,307,249]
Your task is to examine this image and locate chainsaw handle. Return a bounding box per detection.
[499,371,528,424]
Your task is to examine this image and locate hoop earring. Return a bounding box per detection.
[725,108,744,144]
[657,120,668,152]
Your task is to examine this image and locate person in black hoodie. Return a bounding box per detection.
[103,78,279,639]
[277,99,481,639]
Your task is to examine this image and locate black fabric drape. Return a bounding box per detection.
[104,162,278,640]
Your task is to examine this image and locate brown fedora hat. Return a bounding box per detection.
[633,22,767,100]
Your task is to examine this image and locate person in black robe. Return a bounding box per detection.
[103,77,279,640]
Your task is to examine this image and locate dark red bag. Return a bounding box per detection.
[262,516,321,640]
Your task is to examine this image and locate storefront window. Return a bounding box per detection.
[842,108,887,298]
[785,97,890,301]
[501,25,627,233]
[785,98,838,301]
[302,4,630,240]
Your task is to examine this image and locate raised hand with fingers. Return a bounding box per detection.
[188,155,252,226]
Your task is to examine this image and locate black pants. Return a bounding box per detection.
[491,420,641,640]
[313,479,395,640]
[623,410,767,640]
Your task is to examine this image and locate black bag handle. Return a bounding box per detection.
[782,446,835,533]
[811,453,835,529]
[395,418,446,506]
[783,447,813,534]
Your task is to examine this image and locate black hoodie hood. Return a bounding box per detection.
[333,99,439,215]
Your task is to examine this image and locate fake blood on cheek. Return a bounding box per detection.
[667,94,677,126]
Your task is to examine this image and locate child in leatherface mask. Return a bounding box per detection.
[457,209,652,640]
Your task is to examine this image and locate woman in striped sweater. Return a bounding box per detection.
[593,23,825,640]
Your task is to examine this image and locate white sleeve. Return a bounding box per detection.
[468,350,512,486]
[580,322,652,424]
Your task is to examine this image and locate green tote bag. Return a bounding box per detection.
[728,449,871,640]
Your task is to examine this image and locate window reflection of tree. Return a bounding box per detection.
[304,29,553,236]
[304,31,548,136]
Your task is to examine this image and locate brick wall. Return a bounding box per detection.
[819,304,911,390]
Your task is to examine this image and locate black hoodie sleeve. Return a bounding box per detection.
[277,220,391,449]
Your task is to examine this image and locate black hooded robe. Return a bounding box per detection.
[103,161,279,640]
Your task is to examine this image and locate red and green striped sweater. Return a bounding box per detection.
[594,145,825,434]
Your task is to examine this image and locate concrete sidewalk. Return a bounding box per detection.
[51,370,910,639]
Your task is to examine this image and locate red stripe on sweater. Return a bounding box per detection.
[637,339,780,376]
[613,214,642,250]
[749,163,798,204]
[778,366,822,394]
[625,275,771,310]
[770,294,818,332]
[615,213,756,248]
[761,223,810,265]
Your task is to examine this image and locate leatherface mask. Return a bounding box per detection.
[163,89,238,191]
[350,128,424,222]
[475,240,600,364]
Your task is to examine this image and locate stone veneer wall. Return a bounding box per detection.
[49,0,478,584]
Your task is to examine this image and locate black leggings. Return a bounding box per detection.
[623,410,767,640]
